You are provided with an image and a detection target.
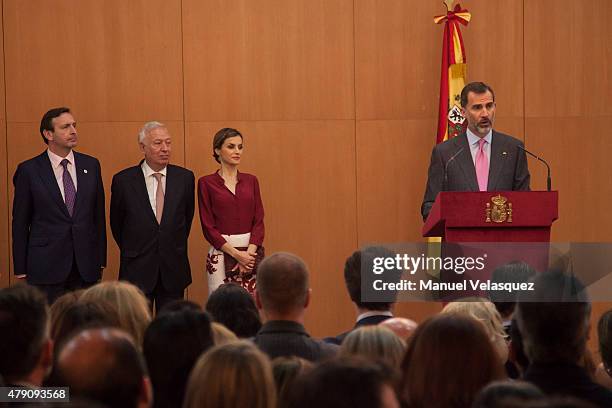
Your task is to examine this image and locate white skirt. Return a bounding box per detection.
[206,232,252,294]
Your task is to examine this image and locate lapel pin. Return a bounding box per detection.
[83,169,88,174]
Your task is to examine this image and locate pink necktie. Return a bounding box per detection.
[152,173,164,224]
[475,139,489,191]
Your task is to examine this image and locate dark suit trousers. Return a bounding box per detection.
[32,257,95,305]
[146,276,184,314]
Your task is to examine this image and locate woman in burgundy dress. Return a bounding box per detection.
[198,128,264,295]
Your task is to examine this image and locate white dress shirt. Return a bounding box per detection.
[467,128,492,167]
[355,310,393,323]
[47,149,78,201]
[141,161,167,218]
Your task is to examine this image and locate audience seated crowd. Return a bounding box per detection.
[1,249,612,408]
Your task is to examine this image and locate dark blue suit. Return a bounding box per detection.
[12,151,106,286]
[324,314,392,345]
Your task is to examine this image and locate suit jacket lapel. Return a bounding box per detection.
[129,165,158,224]
[454,134,479,191]
[35,152,71,217]
[487,131,506,191]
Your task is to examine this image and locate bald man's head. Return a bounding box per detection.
[57,328,150,408]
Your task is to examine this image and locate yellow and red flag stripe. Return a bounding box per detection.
[434,4,471,144]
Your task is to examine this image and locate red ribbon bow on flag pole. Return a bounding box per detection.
[434,4,471,26]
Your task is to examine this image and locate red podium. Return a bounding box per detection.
[422,191,558,243]
[422,191,558,274]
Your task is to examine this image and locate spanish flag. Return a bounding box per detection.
[427,3,471,260]
[434,3,471,144]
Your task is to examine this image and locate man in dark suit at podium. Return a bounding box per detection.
[421,82,530,221]
[12,107,106,303]
[110,121,195,313]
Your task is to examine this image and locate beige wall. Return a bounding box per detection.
[1,0,611,340]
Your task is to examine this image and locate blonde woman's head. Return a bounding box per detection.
[80,281,151,346]
[211,322,239,345]
[442,298,508,363]
[340,325,406,369]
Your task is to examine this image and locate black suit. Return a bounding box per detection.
[324,314,392,345]
[110,163,195,307]
[254,320,338,362]
[421,131,530,220]
[12,151,106,297]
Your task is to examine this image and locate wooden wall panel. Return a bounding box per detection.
[525,118,611,242]
[3,0,183,122]
[182,0,354,121]
[185,120,357,336]
[355,0,440,120]
[356,119,435,243]
[355,0,523,121]
[525,0,612,118]
[0,0,7,288]
[463,0,524,118]
[0,122,7,288]
[6,121,186,282]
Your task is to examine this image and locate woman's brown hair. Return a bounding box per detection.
[400,313,505,408]
[183,340,276,408]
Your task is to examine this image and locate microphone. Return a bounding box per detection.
[443,147,465,191]
[517,145,551,191]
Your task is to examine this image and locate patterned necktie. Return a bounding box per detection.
[60,159,76,216]
[475,139,489,191]
[152,173,164,224]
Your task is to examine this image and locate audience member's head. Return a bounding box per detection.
[80,281,151,346]
[400,313,505,408]
[442,298,509,363]
[255,252,310,320]
[211,322,239,345]
[516,270,590,364]
[344,247,397,312]
[379,317,418,341]
[206,283,262,337]
[157,299,202,315]
[597,309,612,377]
[0,284,52,387]
[143,308,214,408]
[56,328,151,408]
[340,326,406,370]
[272,357,313,408]
[289,357,399,408]
[53,300,120,352]
[183,340,276,408]
[489,262,536,320]
[49,290,85,340]
[472,380,545,408]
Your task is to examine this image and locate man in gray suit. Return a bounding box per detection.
[421,82,530,220]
